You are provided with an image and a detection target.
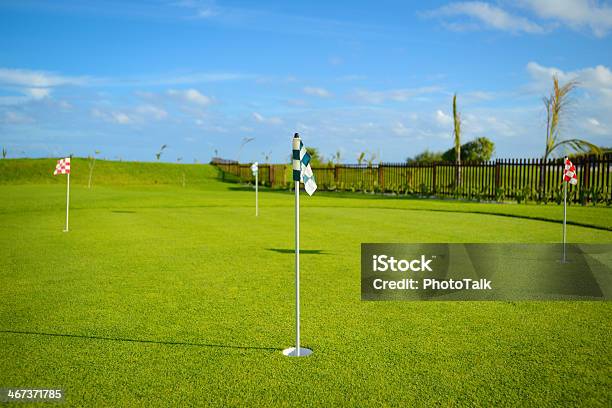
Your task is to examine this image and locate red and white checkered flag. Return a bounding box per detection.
[53,157,71,175]
[563,157,577,185]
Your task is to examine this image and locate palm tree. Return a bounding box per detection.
[87,150,101,189]
[453,93,461,186]
[366,152,378,167]
[156,144,167,161]
[357,152,366,165]
[539,75,601,192]
[237,137,255,162]
[334,150,342,165]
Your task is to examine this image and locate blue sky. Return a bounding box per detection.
[0,0,611,163]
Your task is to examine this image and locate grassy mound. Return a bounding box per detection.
[0,158,220,187]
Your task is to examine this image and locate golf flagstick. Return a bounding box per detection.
[65,172,70,232]
[283,133,315,357]
[251,162,259,217]
[562,176,568,262]
[53,157,71,232]
[295,176,300,354]
[562,157,577,262]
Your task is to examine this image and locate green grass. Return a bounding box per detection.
[0,160,611,406]
[0,158,221,186]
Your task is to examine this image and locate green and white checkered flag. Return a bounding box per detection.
[292,134,317,196]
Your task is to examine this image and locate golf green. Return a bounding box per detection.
[1,162,610,406]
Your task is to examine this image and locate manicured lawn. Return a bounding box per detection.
[1,164,611,406]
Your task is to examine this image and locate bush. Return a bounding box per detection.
[515,187,530,204]
[579,188,590,206]
[553,185,564,205]
[495,187,505,202]
[419,183,431,197]
[590,186,603,206]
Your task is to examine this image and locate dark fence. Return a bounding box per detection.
[215,154,612,204]
[215,163,290,187]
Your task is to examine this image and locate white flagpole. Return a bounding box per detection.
[64,172,70,232]
[562,179,567,262]
[255,171,259,217]
[283,133,312,357]
[295,179,300,356]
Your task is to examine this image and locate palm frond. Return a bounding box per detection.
[543,75,578,159]
[550,139,603,157]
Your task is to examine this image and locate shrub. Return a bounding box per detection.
[590,186,603,206]
[495,187,505,202]
[553,185,564,205]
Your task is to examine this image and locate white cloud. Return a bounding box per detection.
[435,110,453,126]
[2,111,34,124]
[303,86,332,98]
[91,103,168,126]
[168,88,212,106]
[391,121,410,136]
[196,8,217,18]
[476,115,517,138]
[579,65,612,89]
[57,100,72,110]
[171,1,220,19]
[525,61,575,84]
[0,68,89,87]
[518,0,612,37]
[91,108,133,125]
[0,68,91,105]
[286,98,308,107]
[584,116,610,135]
[354,86,441,104]
[136,105,168,120]
[425,1,544,33]
[25,87,51,100]
[252,112,282,125]
[112,112,131,124]
[526,61,612,92]
[427,1,612,37]
[588,117,600,126]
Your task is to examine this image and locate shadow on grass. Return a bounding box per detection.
[111,210,137,213]
[227,185,279,193]
[266,248,328,255]
[0,330,281,352]
[218,178,611,232]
